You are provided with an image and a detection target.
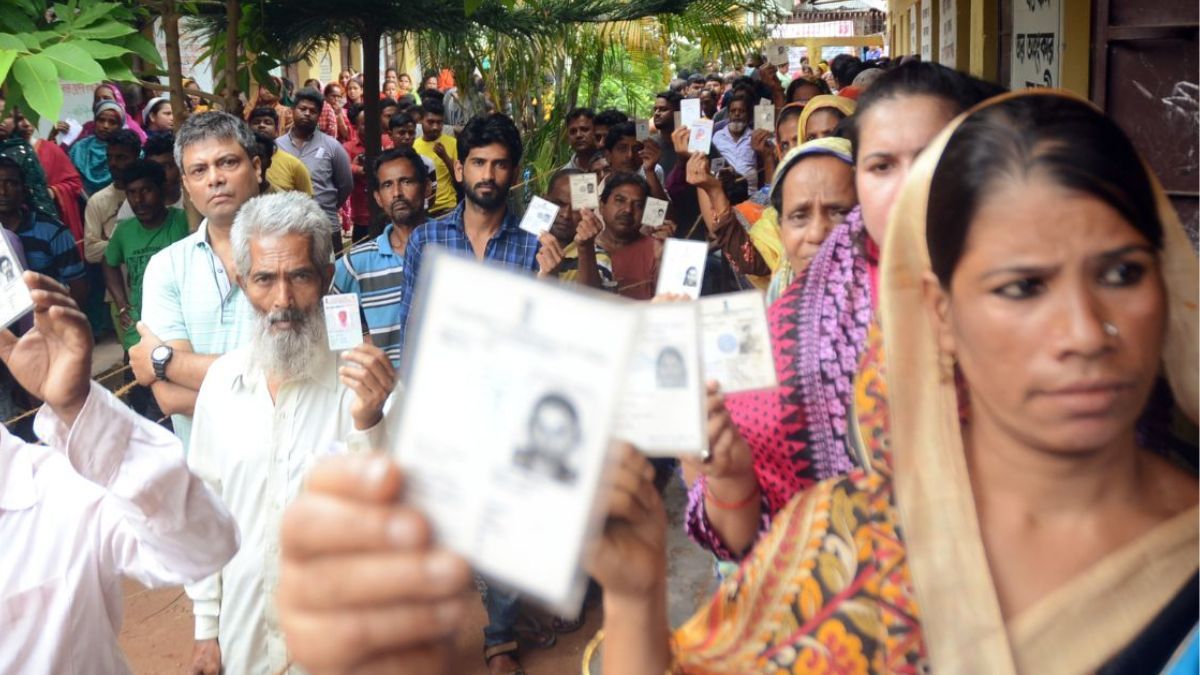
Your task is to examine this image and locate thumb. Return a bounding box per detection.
[0,329,16,363]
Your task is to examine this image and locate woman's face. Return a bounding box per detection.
[339,70,352,86]
[803,108,843,142]
[423,76,438,91]
[326,85,344,106]
[346,80,362,102]
[790,82,821,106]
[928,180,1165,455]
[94,85,116,103]
[94,110,122,139]
[383,82,399,98]
[775,115,799,156]
[148,104,173,131]
[778,156,856,275]
[856,94,957,245]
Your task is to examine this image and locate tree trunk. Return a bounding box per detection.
[223,0,241,112]
[361,27,383,225]
[162,0,187,125]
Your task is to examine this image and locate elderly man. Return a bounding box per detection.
[0,272,237,673]
[184,191,400,675]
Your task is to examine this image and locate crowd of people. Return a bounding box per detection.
[0,47,1196,675]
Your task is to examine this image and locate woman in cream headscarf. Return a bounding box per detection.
[588,90,1198,673]
[797,94,856,143]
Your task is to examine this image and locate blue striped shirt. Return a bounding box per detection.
[15,211,85,285]
[396,202,540,359]
[333,224,408,367]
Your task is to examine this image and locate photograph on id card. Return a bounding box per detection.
[0,235,33,330]
[642,196,668,228]
[655,238,708,299]
[613,303,707,457]
[519,196,560,235]
[323,293,364,351]
[698,290,777,393]
[769,42,790,67]
[394,251,638,614]
[568,173,599,210]
[635,119,650,141]
[687,119,713,154]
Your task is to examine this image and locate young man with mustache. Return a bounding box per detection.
[333,147,431,367]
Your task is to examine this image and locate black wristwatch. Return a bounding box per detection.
[151,344,174,382]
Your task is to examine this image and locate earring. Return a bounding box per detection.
[939,351,957,383]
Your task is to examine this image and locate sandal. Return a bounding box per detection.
[514,612,557,649]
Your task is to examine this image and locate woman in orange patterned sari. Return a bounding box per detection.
[588,91,1199,674]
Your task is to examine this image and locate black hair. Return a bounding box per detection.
[847,61,1006,162]
[388,112,417,130]
[347,103,365,124]
[927,95,1162,287]
[594,109,629,128]
[396,94,417,110]
[706,74,724,84]
[145,98,171,119]
[379,97,400,110]
[419,89,444,105]
[655,90,682,110]
[565,107,595,124]
[600,171,649,203]
[252,130,276,164]
[249,106,278,124]
[0,156,23,184]
[121,159,166,191]
[786,76,830,102]
[142,131,175,158]
[370,146,429,191]
[829,54,863,89]
[293,87,324,111]
[687,74,705,85]
[107,129,142,154]
[548,167,583,194]
[603,122,637,152]
[421,98,445,118]
[457,113,523,165]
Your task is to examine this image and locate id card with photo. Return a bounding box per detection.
[768,42,790,67]
[681,98,702,127]
[569,173,599,210]
[710,156,727,175]
[635,119,651,141]
[323,293,364,351]
[395,251,638,614]
[613,303,706,457]
[698,290,777,393]
[688,119,713,154]
[519,196,560,236]
[0,236,33,331]
[754,103,775,131]
[655,238,708,300]
[642,196,669,228]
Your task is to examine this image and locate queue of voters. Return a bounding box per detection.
[0,29,1196,675]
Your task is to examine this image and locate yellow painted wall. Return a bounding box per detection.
[296,44,342,88]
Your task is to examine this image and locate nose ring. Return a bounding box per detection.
[1103,322,1119,337]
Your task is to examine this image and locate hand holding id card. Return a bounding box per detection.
[520,196,560,235]
[655,238,708,300]
[699,290,777,393]
[395,251,638,615]
[688,119,713,154]
[0,236,34,331]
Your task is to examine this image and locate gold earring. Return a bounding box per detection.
[939,352,957,383]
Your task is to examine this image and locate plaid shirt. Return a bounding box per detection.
[396,202,540,359]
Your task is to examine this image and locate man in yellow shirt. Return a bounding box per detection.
[411,99,460,217]
[248,107,313,195]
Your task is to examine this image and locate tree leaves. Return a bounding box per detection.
[73,38,132,60]
[124,33,163,67]
[73,19,135,39]
[39,42,105,84]
[0,50,17,85]
[12,54,64,122]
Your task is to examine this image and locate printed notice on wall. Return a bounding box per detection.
[908,4,918,54]
[920,1,934,62]
[939,0,957,65]
[1011,0,1061,90]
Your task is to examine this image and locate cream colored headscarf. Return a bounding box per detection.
[796,95,856,141]
[880,89,1199,673]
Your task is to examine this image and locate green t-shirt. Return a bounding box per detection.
[105,207,190,350]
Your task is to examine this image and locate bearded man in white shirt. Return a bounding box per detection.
[0,272,238,674]
[185,191,401,675]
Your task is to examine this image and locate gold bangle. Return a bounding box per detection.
[580,629,683,675]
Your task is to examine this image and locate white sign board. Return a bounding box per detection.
[767,21,856,40]
[1011,0,1062,89]
[920,2,934,62]
[939,0,957,65]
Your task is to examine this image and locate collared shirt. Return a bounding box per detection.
[275,130,353,228]
[333,223,410,366]
[712,126,759,191]
[139,219,256,448]
[396,202,539,358]
[15,210,86,285]
[0,383,237,674]
[185,345,400,674]
[82,183,132,263]
[555,241,616,290]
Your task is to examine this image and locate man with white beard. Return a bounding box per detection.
[184,191,401,675]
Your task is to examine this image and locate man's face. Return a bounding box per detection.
[566,116,596,155]
[14,115,34,140]
[422,112,444,140]
[94,110,122,140]
[592,124,609,149]
[699,91,717,118]
[728,99,749,125]
[530,400,577,456]
[600,183,646,239]
[354,111,368,143]
[241,232,327,328]
[250,114,278,138]
[0,259,12,279]
[379,106,399,131]
[179,137,261,223]
[686,82,702,97]
[545,176,580,242]
[125,177,166,224]
[389,122,416,149]
[373,157,426,226]
[107,145,138,189]
[652,97,674,130]
[607,136,639,173]
[457,143,513,212]
[0,167,23,216]
[292,99,320,133]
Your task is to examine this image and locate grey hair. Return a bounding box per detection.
[174,111,258,172]
[232,192,334,278]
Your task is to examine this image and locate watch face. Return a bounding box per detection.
[151,345,170,362]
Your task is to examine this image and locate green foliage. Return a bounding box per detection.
[0,0,157,123]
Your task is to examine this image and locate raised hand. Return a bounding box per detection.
[0,272,92,424]
[338,343,396,430]
[685,152,717,189]
[536,233,566,278]
[750,129,774,157]
[640,137,662,171]
[575,208,605,245]
[671,126,690,156]
[585,443,668,600]
[680,382,755,486]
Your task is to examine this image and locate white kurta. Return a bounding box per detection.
[0,382,238,674]
[185,345,400,675]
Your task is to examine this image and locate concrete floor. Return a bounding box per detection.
[117,470,720,674]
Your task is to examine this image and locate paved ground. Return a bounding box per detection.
[118,469,719,674]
